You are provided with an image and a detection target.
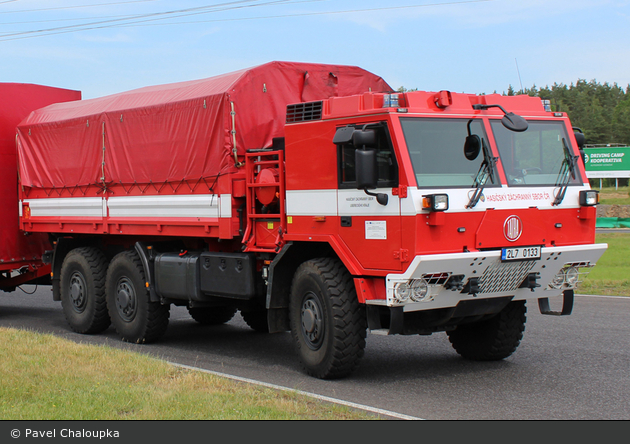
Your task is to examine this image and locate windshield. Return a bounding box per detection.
[400,118,498,188]
[491,120,583,186]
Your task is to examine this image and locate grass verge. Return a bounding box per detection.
[0,328,375,420]
[578,233,630,297]
[596,186,630,205]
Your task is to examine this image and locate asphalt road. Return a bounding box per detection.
[1,286,628,420]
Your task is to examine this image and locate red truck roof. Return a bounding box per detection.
[17,61,392,189]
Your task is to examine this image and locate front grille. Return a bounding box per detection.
[286,101,323,123]
[478,260,536,294]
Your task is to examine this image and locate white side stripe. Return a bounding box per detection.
[108,194,223,218]
[26,197,105,217]
[338,189,399,216]
[403,186,588,215]
[287,189,401,217]
[23,195,232,219]
[286,189,337,216]
[219,194,232,218]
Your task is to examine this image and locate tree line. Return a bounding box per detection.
[506,80,630,146]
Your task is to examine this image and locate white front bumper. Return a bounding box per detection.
[373,243,608,312]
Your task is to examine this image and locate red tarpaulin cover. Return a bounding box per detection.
[1,83,81,270]
[17,61,392,189]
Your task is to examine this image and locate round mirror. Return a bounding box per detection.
[464,135,482,161]
[501,112,528,132]
[574,131,585,149]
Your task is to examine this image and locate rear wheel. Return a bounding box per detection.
[289,258,366,379]
[447,300,527,361]
[188,306,237,325]
[59,247,110,334]
[240,308,269,333]
[106,250,169,343]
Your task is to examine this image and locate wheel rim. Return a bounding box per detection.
[300,291,324,350]
[115,277,137,322]
[69,271,88,313]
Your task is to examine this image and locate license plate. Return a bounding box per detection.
[501,246,541,261]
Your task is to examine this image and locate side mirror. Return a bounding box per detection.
[473,104,529,133]
[573,131,585,149]
[464,135,482,161]
[502,112,528,132]
[352,129,376,148]
[356,149,378,189]
[573,128,586,165]
[355,149,388,206]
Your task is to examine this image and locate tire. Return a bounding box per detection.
[289,258,367,379]
[59,247,110,334]
[188,306,237,325]
[105,250,169,343]
[447,300,527,361]
[240,308,269,333]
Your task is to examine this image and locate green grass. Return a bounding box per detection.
[578,233,630,297]
[594,186,630,205]
[0,328,376,420]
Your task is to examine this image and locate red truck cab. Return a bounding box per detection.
[273,89,606,371]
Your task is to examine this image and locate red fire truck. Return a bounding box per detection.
[3,61,607,379]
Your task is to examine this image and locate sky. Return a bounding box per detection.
[0,0,628,100]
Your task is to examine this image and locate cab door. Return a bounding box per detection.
[335,122,403,271]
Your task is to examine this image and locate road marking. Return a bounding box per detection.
[576,294,630,300]
[168,362,424,420]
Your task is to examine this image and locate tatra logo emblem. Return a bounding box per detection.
[503,215,522,242]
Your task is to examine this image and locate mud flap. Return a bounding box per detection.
[538,289,574,316]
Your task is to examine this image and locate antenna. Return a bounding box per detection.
[515,58,524,93]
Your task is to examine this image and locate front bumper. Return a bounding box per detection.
[371,243,608,312]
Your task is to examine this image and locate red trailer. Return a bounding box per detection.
[0,83,80,290]
[11,62,607,378]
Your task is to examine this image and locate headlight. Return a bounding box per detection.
[549,264,580,290]
[393,282,411,303]
[409,279,431,302]
[579,190,599,206]
[564,266,579,286]
[422,194,449,212]
[549,266,582,290]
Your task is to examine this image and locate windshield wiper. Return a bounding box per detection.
[466,138,498,209]
[552,138,579,206]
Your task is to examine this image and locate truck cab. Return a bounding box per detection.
[274,89,606,376]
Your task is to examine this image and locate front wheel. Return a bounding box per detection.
[105,250,169,343]
[447,300,526,361]
[289,258,367,379]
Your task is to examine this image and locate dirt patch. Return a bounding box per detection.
[600,191,630,200]
[597,205,630,218]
